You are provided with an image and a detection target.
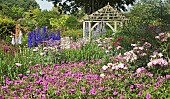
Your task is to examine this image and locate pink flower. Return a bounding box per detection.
[16,63,22,67]
[113,89,118,95]
[146,93,151,99]
[148,72,153,77]
[101,47,105,50]
[136,68,142,73]
[116,46,121,50]
[166,75,170,79]
[89,88,97,95]
[108,46,112,50]
[98,86,104,91]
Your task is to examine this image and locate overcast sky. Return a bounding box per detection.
[35,0,53,11]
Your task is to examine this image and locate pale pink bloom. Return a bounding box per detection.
[107,63,113,67]
[115,66,119,70]
[112,66,115,70]
[158,53,163,57]
[16,63,22,67]
[43,47,48,50]
[33,47,38,52]
[136,68,142,73]
[123,67,128,70]
[138,47,144,50]
[117,63,124,68]
[109,37,112,40]
[133,47,138,50]
[159,32,164,37]
[155,36,160,39]
[141,53,147,56]
[147,62,153,68]
[103,41,106,44]
[131,44,137,47]
[100,74,105,78]
[102,65,108,70]
[40,52,46,56]
[101,47,105,50]
[116,46,121,50]
[143,42,151,47]
[108,46,112,50]
[98,44,102,47]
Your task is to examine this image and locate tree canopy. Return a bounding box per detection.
[46,0,136,14]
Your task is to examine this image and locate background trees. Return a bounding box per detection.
[46,0,136,14]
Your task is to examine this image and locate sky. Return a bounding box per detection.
[35,0,53,11]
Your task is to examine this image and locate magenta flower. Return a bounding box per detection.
[89,88,97,95]
[98,86,104,91]
[81,87,86,94]
[113,89,118,95]
[146,93,151,99]
[148,72,153,77]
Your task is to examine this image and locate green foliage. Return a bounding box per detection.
[0,17,15,40]
[65,16,79,29]
[61,29,82,41]
[50,15,69,30]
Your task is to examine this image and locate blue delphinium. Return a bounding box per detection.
[28,31,33,48]
[36,28,42,44]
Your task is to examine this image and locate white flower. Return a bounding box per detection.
[102,65,108,70]
[43,47,48,50]
[33,47,38,52]
[131,44,137,47]
[105,50,109,54]
[117,63,124,68]
[16,63,22,67]
[100,74,105,78]
[112,66,115,70]
[124,67,128,70]
[158,53,163,57]
[107,63,113,67]
[98,44,102,47]
[40,52,46,56]
[116,46,121,50]
[138,47,144,50]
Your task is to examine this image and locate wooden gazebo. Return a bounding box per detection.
[82,3,129,41]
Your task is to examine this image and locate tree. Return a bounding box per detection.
[0,0,39,11]
[46,0,136,14]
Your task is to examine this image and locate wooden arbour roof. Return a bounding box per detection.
[83,3,129,22]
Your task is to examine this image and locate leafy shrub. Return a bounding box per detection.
[61,29,82,41]
[0,17,15,40]
[65,15,79,29]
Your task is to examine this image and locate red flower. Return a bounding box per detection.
[113,41,120,46]
[116,36,124,41]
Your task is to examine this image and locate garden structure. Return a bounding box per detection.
[82,3,129,41]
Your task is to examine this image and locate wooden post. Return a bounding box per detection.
[15,24,20,38]
[114,21,117,32]
[88,22,91,42]
[83,21,85,38]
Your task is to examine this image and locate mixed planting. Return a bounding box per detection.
[0,0,170,99]
[0,30,170,98]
